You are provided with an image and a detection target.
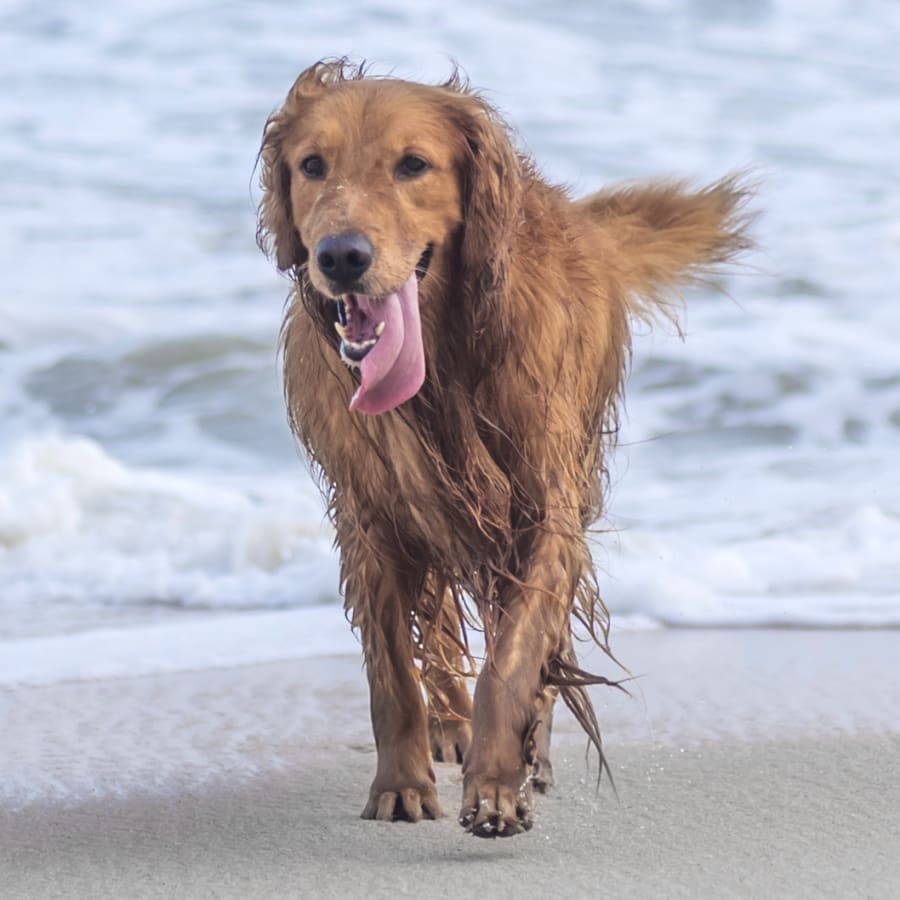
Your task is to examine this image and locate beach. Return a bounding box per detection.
[3,3,900,896]
[3,629,899,899]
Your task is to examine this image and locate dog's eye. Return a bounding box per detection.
[396,154,430,179]
[300,155,326,179]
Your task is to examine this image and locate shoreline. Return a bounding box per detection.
[3,629,900,897]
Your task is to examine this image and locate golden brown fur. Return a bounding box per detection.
[257,59,753,837]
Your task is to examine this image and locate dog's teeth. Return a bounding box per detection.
[335,322,347,339]
[374,321,385,337]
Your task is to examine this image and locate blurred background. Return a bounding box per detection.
[1,0,899,683]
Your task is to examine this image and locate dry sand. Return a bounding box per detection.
[2,629,899,899]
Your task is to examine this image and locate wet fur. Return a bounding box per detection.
[258,59,753,836]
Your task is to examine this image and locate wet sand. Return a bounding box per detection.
[2,629,899,898]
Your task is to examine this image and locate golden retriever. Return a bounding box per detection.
[257,59,752,837]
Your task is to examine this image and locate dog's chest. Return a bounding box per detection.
[348,417,483,558]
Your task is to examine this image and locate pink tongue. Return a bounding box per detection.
[349,273,425,415]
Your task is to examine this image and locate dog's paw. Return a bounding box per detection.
[429,717,472,765]
[458,774,534,837]
[361,783,444,822]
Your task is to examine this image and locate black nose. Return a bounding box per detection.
[316,232,373,285]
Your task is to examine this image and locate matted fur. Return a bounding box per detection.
[257,59,753,836]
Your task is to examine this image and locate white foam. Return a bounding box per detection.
[0,606,357,689]
[0,436,339,639]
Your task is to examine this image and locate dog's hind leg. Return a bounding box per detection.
[424,665,473,765]
[419,586,474,765]
[530,684,558,793]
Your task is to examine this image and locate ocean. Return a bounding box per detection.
[2,0,899,687]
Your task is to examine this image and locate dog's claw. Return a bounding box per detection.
[364,786,443,823]
[459,806,530,838]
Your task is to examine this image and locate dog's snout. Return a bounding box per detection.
[316,232,373,285]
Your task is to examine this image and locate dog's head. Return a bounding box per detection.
[258,60,521,414]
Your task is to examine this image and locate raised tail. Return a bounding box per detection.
[578,172,756,324]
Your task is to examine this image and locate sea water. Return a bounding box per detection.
[2,0,899,686]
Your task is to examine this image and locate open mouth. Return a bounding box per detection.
[330,244,432,416]
[335,243,433,369]
[335,298,384,365]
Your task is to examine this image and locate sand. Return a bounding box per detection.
[2,629,899,899]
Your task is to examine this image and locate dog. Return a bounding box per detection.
[257,59,752,837]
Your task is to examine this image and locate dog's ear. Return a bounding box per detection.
[257,60,365,273]
[257,112,305,272]
[452,95,524,368]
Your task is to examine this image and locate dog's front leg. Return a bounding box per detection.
[459,522,577,837]
[340,529,442,822]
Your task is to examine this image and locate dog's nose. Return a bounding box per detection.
[316,232,373,285]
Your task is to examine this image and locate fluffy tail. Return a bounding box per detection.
[578,172,756,324]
